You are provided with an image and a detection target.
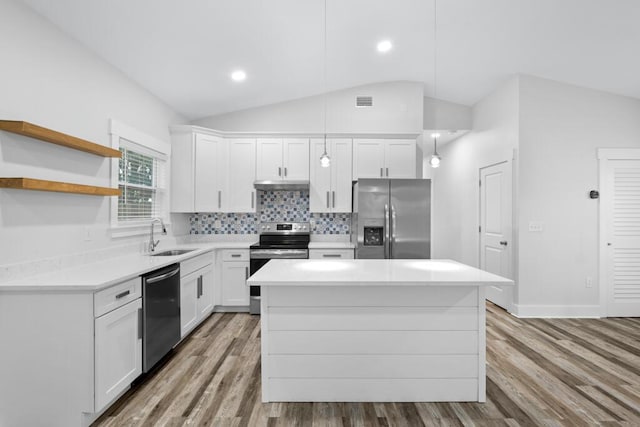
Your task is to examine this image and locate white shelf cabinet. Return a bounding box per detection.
[256,138,309,181]
[310,138,353,213]
[352,138,416,180]
[221,249,250,307]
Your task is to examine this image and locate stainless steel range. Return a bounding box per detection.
[249,222,310,314]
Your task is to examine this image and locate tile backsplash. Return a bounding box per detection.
[189,190,351,235]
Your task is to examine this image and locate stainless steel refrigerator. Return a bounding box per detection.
[352,179,431,259]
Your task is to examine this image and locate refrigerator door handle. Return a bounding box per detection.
[391,204,397,258]
[384,203,390,258]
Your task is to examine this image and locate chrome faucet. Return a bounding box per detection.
[149,218,167,253]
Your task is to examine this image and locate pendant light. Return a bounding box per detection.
[429,132,441,168]
[429,0,441,168]
[319,0,331,168]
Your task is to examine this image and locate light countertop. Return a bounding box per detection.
[0,241,250,292]
[247,259,514,287]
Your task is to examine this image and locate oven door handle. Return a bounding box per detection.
[250,249,308,259]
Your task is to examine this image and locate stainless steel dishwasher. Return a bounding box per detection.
[142,263,181,373]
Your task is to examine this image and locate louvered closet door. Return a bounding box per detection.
[604,159,640,316]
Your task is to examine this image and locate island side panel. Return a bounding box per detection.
[478,285,487,402]
[260,290,270,403]
[261,284,481,402]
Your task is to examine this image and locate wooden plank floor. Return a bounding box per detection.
[94,303,640,426]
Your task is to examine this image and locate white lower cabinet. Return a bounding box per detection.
[180,271,199,337]
[309,248,354,259]
[180,252,215,338]
[94,297,142,412]
[221,249,250,307]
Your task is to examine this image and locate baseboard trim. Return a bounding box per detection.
[512,303,601,318]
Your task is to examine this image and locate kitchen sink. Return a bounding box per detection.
[151,249,196,257]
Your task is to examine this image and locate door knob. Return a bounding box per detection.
[499,241,508,246]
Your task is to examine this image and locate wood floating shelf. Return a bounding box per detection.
[0,178,120,196]
[0,120,121,158]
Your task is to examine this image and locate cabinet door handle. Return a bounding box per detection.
[231,254,241,258]
[218,191,221,209]
[137,308,143,340]
[284,167,288,177]
[245,267,249,280]
[323,254,342,258]
[326,191,330,208]
[278,167,282,177]
[332,191,336,208]
[380,167,384,177]
[500,241,508,246]
[251,191,255,209]
[115,290,130,300]
[386,167,389,177]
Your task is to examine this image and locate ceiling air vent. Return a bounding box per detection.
[356,96,373,108]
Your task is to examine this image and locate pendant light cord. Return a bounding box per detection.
[323,0,327,151]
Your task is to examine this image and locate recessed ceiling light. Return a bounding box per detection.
[376,40,392,53]
[231,70,247,82]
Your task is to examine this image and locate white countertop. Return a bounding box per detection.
[0,242,250,292]
[247,259,514,287]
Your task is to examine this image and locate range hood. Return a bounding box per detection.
[253,180,309,191]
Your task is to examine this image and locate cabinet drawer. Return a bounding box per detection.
[94,277,142,318]
[222,249,249,261]
[309,249,354,259]
[181,251,213,277]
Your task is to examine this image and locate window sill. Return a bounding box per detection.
[110,221,171,239]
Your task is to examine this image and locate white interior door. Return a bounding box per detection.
[480,161,513,311]
[601,155,640,317]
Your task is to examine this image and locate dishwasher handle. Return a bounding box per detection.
[146,266,180,284]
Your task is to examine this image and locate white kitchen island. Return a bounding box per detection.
[247,259,513,403]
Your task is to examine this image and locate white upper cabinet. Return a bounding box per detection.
[225,138,256,212]
[352,138,416,180]
[310,138,353,213]
[194,133,227,212]
[256,138,309,181]
[171,129,256,213]
[283,138,310,180]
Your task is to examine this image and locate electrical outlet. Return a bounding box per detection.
[83,226,91,241]
[585,277,593,288]
[528,221,544,232]
[214,220,222,228]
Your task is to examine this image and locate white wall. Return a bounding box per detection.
[423,97,472,131]
[0,0,185,266]
[517,75,640,316]
[192,81,424,134]
[432,77,519,269]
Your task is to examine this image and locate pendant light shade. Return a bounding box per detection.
[320,137,331,168]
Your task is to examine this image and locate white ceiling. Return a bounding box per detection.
[22,0,640,120]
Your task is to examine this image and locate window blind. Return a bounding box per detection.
[118,143,166,222]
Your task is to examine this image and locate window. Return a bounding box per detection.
[110,120,171,234]
[118,143,166,222]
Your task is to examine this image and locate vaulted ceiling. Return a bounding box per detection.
[22,0,640,120]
